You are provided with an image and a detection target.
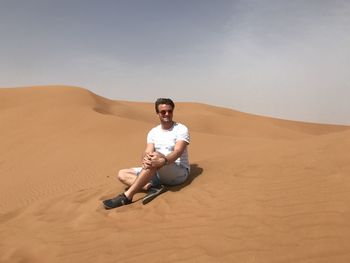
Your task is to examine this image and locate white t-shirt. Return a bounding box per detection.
[147,122,190,170]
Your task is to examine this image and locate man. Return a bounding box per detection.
[103,98,190,209]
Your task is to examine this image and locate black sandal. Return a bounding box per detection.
[103,193,132,209]
[142,185,166,205]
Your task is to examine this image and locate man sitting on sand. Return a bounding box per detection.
[103,98,190,209]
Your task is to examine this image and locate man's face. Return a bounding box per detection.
[157,104,173,123]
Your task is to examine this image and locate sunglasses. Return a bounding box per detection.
[159,110,173,115]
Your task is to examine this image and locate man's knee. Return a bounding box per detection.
[117,169,128,182]
[117,168,137,183]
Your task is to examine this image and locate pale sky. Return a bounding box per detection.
[1,0,349,125]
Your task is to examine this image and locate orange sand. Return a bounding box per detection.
[1,86,350,262]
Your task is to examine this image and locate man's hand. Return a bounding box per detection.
[142,152,166,169]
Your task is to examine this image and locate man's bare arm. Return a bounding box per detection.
[162,140,188,164]
[142,143,154,159]
[142,143,155,169]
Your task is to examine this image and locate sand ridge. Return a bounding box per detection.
[1,86,350,262]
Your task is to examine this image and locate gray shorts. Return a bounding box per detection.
[133,163,189,186]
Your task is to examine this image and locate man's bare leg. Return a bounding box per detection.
[124,168,157,200]
[102,168,156,209]
[117,169,152,191]
[117,169,136,186]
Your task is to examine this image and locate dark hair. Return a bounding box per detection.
[155,98,175,113]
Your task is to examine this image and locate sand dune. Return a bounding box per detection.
[0,85,350,263]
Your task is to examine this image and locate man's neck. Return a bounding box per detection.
[161,121,174,130]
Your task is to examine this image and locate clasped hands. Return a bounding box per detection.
[142,151,166,169]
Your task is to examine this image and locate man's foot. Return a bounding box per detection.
[142,185,166,205]
[103,193,132,209]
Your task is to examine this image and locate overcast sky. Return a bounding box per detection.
[1,0,349,125]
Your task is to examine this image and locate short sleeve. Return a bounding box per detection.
[147,129,154,144]
[177,125,190,144]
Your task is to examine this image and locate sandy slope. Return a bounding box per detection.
[0,86,350,263]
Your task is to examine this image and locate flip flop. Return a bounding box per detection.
[142,185,166,205]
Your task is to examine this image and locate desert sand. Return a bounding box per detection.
[1,85,350,263]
